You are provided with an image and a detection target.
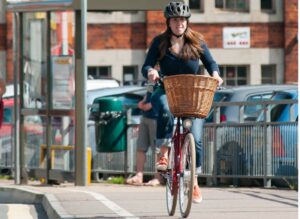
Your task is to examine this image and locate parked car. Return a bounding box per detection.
[256,89,298,122]
[206,84,298,123]
[203,84,298,186]
[86,79,119,90]
[256,89,298,186]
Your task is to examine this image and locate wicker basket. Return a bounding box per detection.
[164,74,218,118]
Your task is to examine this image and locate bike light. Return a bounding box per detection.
[183,119,193,129]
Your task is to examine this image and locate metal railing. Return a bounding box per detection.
[91,99,298,187]
[0,99,297,187]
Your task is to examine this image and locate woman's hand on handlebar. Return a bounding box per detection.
[147,68,160,82]
[213,71,223,86]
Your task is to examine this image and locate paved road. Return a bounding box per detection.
[0,204,47,219]
[59,184,297,219]
[0,181,298,219]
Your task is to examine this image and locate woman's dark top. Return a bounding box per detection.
[142,35,219,79]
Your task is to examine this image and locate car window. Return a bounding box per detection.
[270,93,293,121]
[245,93,273,117]
[270,104,287,121]
[256,92,295,122]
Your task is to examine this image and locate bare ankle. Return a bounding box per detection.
[136,172,143,178]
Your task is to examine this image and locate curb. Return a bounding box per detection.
[0,186,43,204]
[42,193,73,219]
[0,186,72,219]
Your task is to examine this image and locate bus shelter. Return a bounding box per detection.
[6,0,169,186]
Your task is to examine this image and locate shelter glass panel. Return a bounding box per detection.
[22,13,48,109]
[50,12,75,109]
[23,115,46,169]
[50,116,75,171]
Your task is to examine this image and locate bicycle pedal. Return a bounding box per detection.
[157,169,168,173]
[160,173,168,179]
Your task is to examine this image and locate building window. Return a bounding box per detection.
[189,0,204,12]
[123,66,138,85]
[219,65,248,86]
[261,0,276,13]
[88,66,112,79]
[215,0,249,12]
[261,65,276,84]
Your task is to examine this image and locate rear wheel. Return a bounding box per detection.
[166,145,178,216]
[179,133,195,218]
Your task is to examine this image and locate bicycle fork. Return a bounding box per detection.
[172,119,185,194]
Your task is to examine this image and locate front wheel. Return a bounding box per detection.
[166,145,178,216]
[179,133,196,218]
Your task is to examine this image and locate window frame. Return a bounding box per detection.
[215,0,250,12]
[88,66,112,79]
[189,0,204,13]
[123,65,139,85]
[261,64,276,84]
[260,0,276,13]
[219,65,249,86]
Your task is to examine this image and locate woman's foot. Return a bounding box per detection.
[156,157,168,171]
[144,178,161,186]
[192,185,203,203]
[125,175,143,185]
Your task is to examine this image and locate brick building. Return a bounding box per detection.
[0,0,298,85]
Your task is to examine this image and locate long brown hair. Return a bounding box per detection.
[158,24,205,61]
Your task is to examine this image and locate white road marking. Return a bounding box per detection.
[66,189,140,219]
[7,204,34,219]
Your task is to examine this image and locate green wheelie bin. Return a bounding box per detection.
[93,97,126,152]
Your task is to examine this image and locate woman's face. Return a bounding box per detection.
[169,17,187,36]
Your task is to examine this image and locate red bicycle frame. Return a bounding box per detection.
[170,118,189,196]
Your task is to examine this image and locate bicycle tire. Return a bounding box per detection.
[179,133,195,218]
[166,145,178,216]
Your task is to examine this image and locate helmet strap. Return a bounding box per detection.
[172,32,184,38]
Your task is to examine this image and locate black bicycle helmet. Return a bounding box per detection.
[164,1,191,19]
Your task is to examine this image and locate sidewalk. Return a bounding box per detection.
[0,179,298,219]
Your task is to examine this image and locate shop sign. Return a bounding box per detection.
[223,27,250,48]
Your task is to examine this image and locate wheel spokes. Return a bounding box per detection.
[179,133,195,218]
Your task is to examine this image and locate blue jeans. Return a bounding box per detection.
[151,86,204,168]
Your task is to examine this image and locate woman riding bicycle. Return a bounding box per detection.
[142,1,223,203]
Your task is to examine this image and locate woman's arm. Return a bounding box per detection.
[200,43,223,85]
[141,37,160,80]
[200,43,219,75]
[212,71,223,86]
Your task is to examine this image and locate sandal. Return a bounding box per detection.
[192,185,203,203]
[144,178,161,187]
[156,157,168,171]
[125,175,143,185]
